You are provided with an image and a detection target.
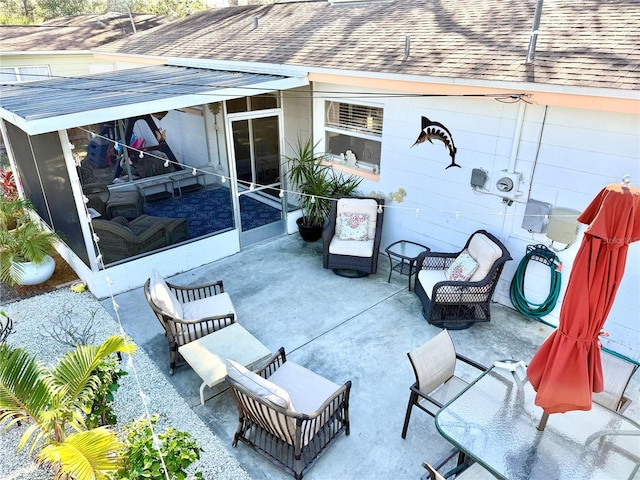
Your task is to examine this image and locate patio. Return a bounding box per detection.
[101,233,640,479]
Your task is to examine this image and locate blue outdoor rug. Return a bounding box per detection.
[144,187,281,238]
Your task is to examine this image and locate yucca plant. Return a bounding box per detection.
[0,335,136,480]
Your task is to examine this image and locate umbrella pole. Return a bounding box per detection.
[537,411,549,431]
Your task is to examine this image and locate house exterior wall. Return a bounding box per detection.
[0,53,117,78]
[312,81,640,360]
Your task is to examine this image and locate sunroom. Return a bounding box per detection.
[0,64,309,297]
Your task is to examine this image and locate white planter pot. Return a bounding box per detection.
[14,255,56,285]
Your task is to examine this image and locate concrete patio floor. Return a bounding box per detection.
[102,233,640,480]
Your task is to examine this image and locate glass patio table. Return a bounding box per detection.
[435,364,640,480]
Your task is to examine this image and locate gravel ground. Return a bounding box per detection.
[0,289,251,480]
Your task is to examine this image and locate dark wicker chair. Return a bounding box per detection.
[144,274,236,374]
[414,230,511,330]
[402,330,486,439]
[322,197,384,277]
[227,347,351,480]
[92,215,188,264]
[83,182,143,220]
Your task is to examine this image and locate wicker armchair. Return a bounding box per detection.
[144,271,236,374]
[83,182,143,219]
[323,197,385,277]
[414,230,511,330]
[227,347,351,480]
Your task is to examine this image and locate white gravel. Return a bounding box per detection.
[0,289,250,480]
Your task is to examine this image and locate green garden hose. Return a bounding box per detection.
[510,245,562,319]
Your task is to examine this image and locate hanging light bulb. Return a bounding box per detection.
[221,176,226,183]
[69,143,75,150]
[139,151,144,158]
[192,168,197,176]
[90,131,96,138]
[415,209,420,218]
[310,195,316,203]
[164,159,169,168]
[83,195,89,204]
[93,233,100,243]
[249,183,255,191]
[96,254,103,264]
[279,189,284,198]
[377,204,383,214]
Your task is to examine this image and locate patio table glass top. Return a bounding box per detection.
[435,365,640,480]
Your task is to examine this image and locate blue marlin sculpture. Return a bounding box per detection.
[411,116,460,169]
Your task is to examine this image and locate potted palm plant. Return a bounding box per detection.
[0,216,59,286]
[284,138,361,242]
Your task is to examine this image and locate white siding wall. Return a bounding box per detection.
[313,82,640,359]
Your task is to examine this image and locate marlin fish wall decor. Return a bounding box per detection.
[411,116,460,169]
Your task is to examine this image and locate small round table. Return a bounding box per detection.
[385,240,430,291]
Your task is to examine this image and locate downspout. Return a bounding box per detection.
[508,101,527,174]
[526,0,544,64]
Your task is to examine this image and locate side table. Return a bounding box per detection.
[385,240,430,291]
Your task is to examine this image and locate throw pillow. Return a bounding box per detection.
[149,269,183,319]
[445,250,479,282]
[338,212,369,241]
[226,359,294,410]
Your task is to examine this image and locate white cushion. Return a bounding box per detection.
[181,292,236,321]
[269,362,341,414]
[445,250,478,281]
[226,359,293,410]
[149,270,183,319]
[335,198,378,241]
[329,236,375,257]
[467,234,503,282]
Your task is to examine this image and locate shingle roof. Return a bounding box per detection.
[0,14,172,51]
[97,0,640,91]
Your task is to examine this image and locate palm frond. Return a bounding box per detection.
[0,344,51,431]
[38,427,122,480]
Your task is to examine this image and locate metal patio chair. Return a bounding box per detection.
[593,350,639,413]
[402,330,486,439]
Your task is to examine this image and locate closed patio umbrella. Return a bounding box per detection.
[526,180,640,426]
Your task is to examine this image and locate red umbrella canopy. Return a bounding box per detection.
[527,182,640,414]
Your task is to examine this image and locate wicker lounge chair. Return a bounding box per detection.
[144,271,236,374]
[92,215,188,264]
[322,197,385,277]
[226,347,351,480]
[414,230,511,330]
[402,330,485,439]
[83,182,143,219]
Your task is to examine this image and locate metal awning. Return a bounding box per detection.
[0,65,308,135]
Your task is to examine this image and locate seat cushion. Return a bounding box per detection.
[268,361,341,414]
[181,292,236,321]
[149,270,183,319]
[467,233,503,282]
[329,236,375,257]
[226,359,293,410]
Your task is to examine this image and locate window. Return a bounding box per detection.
[226,93,279,114]
[0,66,51,83]
[324,101,383,175]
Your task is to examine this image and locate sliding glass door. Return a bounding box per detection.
[227,109,285,247]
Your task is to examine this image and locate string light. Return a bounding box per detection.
[221,176,226,183]
[249,183,255,191]
[415,209,420,218]
[164,159,169,168]
[455,211,460,220]
[377,204,383,214]
[279,190,284,198]
[310,196,316,203]
[93,233,100,243]
[192,168,197,176]
[139,151,144,158]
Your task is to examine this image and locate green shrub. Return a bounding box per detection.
[114,414,203,480]
[85,355,128,429]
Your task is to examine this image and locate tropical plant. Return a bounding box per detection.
[0,169,18,201]
[85,355,128,429]
[284,138,361,229]
[0,216,59,286]
[0,334,136,480]
[0,196,31,231]
[114,414,203,480]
